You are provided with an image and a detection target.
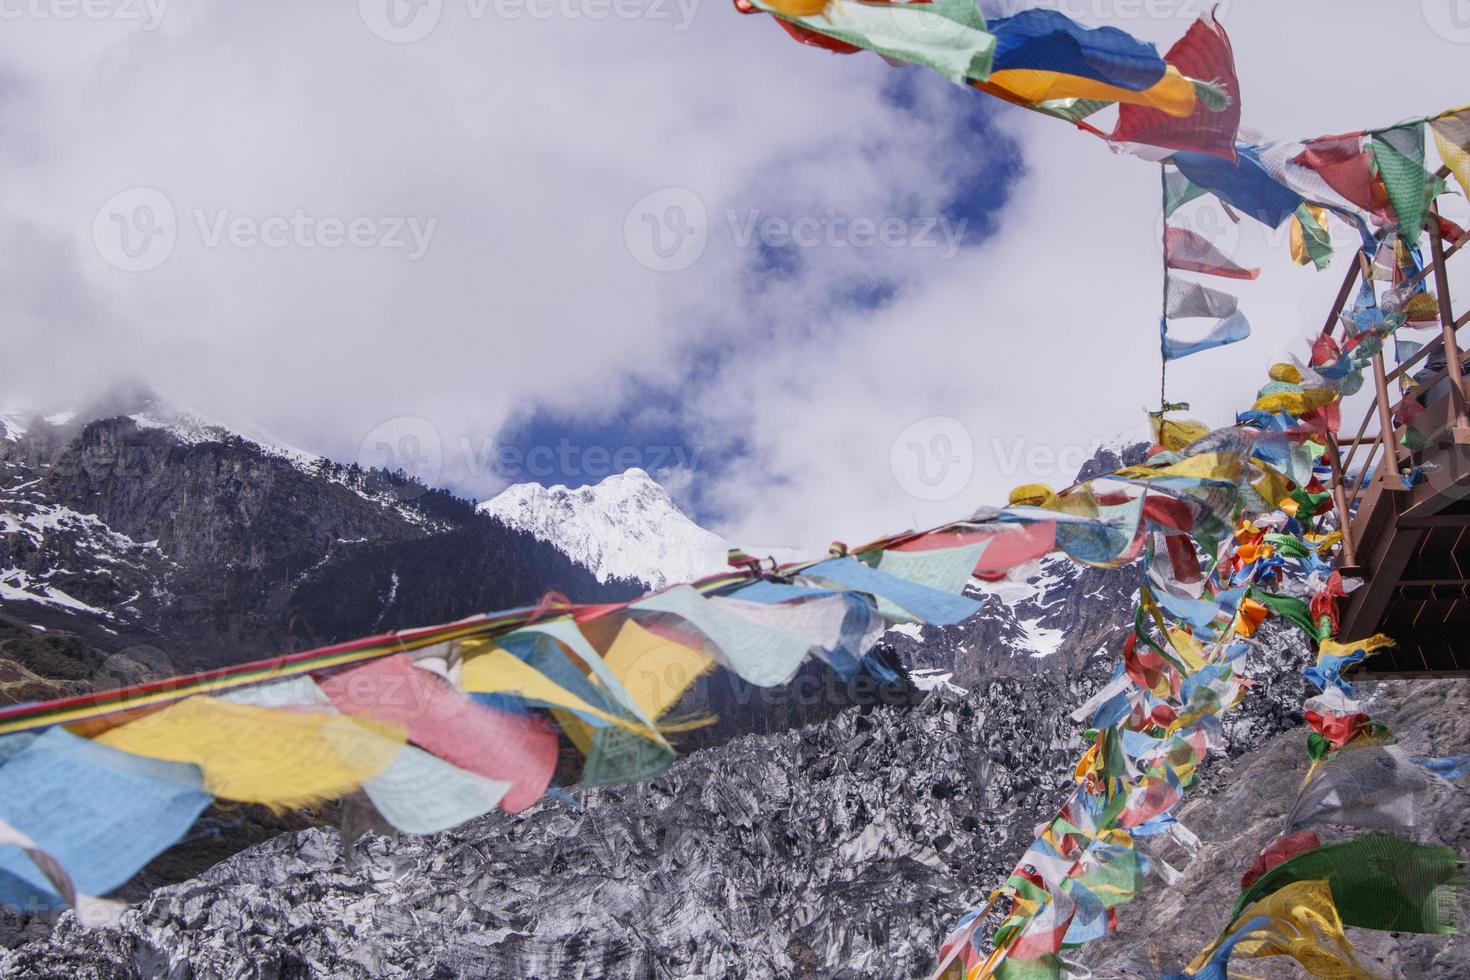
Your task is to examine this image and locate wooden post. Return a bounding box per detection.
[1357,250,1404,484]
[1372,351,1403,484]
[1325,432,1358,568]
[1320,254,1363,337]
[1427,203,1470,433]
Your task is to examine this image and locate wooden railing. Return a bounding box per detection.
[1324,169,1470,575]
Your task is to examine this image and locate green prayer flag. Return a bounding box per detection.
[750,0,995,87]
[1069,847,1143,910]
[1264,533,1311,560]
[1371,124,1430,247]
[1253,591,1316,637]
[1164,167,1207,218]
[1231,833,1463,934]
[579,724,675,787]
[996,953,1063,980]
[1037,98,1111,124]
[1293,202,1334,270]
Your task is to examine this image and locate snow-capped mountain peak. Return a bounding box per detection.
[480,469,761,589]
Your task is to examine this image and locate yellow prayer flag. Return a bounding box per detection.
[602,619,715,720]
[1150,416,1209,453]
[1431,108,1470,200]
[983,65,1196,118]
[1252,387,1339,417]
[460,646,658,737]
[1166,627,1209,672]
[94,696,406,808]
[1188,880,1377,978]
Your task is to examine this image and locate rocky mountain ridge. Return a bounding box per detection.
[0,392,639,679]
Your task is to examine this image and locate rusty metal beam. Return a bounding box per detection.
[1319,255,1365,337]
[1427,202,1470,431]
[1325,432,1358,567]
[1400,513,1470,529]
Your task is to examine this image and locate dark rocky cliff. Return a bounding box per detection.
[1,407,640,676]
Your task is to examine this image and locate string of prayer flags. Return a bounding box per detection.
[939,254,1464,974]
[735,1,1238,142]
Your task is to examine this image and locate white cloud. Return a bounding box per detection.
[4,0,1469,556]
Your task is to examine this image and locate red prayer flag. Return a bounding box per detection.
[1112,14,1241,160]
[1165,226,1260,279]
[1241,831,1321,889]
[893,522,1058,576]
[1292,133,1396,226]
[319,654,558,813]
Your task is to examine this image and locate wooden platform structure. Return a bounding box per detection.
[1328,191,1470,677]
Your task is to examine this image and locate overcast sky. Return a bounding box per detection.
[4,0,1470,553]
